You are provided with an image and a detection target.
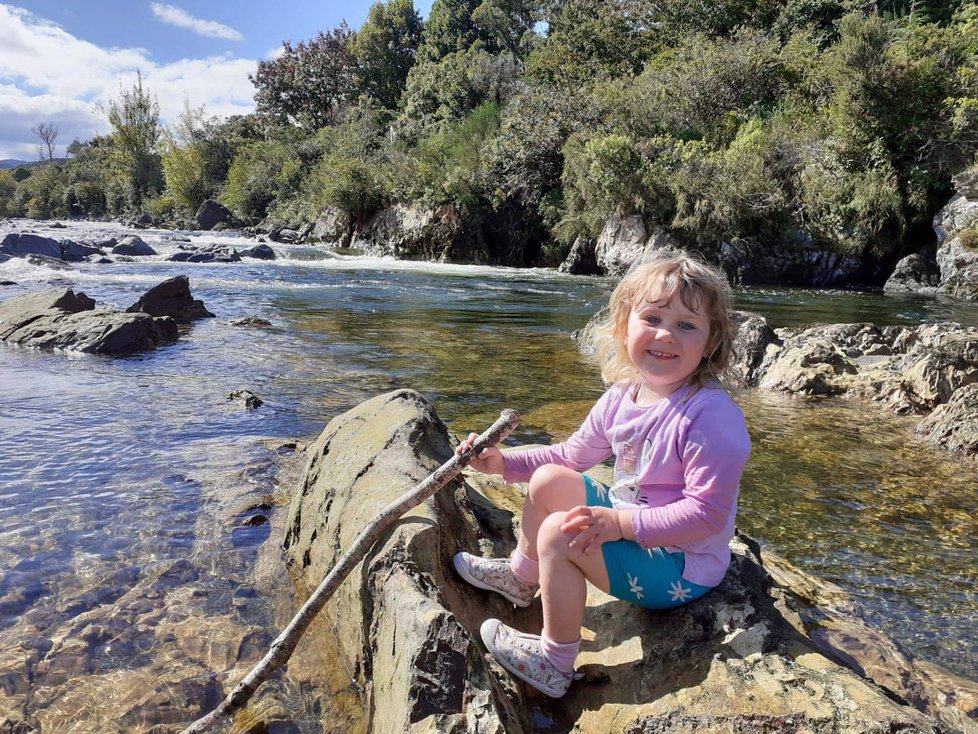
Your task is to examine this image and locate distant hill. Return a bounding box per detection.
[0,158,69,170]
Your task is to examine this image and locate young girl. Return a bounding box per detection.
[453,252,751,698]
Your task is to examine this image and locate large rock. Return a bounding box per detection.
[125,275,214,323]
[719,235,864,287]
[195,199,233,231]
[165,244,241,263]
[885,251,941,294]
[111,236,156,257]
[284,390,521,733]
[352,204,484,262]
[933,176,978,300]
[310,207,352,244]
[285,390,964,734]
[916,382,978,454]
[0,233,62,260]
[239,243,276,260]
[558,236,600,275]
[594,214,678,276]
[59,239,105,262]
[0,288,178,355]
[730,311,778,387]
[755,322,977,402]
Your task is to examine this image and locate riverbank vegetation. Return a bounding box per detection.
[2,0,978,267]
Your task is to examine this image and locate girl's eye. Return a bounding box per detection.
[645,316,660,325]
[679,322,696,331]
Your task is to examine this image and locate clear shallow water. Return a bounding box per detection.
[1,219,977,731]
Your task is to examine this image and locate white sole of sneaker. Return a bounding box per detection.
[479,619,569,698]
[452,552,534,608]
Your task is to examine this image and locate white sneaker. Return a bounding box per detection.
[452,552,539,607]
[480,619,581,698]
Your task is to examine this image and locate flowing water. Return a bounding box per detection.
[1,219,977,732]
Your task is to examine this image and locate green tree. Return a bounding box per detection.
[0,170,16,216]
[103,73,163,208]
[525,0,655,87]
[352,0,424,109]
[252,25,356,128]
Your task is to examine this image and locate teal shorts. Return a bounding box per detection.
[584,474,713,610]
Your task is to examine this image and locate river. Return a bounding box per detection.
[1,219,976,732]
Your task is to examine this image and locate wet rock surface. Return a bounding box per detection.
[0,287,178,355]
[125,275,215,323]
[0,233,62,260]
[0,276,215,355]
[284,389,973,733]
[165,243,242,263]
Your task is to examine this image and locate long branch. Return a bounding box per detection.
[179,408,521,734]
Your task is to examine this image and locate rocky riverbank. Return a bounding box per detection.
[733,315,978,455]
[281,389,977,734]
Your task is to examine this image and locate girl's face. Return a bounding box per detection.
[624,294,711,402]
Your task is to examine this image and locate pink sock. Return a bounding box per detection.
[510,548,539,585]
[540,634,580,674]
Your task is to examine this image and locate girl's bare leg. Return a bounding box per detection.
[516,464,588,561]
[538,511,611,643]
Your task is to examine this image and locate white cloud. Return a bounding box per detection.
[149,3,243,42]
[266,45,286,60]
[0,4,256,159]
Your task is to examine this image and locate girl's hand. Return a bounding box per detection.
[455,432,505,476]
[561,506,623,555]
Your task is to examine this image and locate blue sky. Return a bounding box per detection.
[0,1,434,159]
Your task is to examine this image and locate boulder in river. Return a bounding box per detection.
[165,244,241,263]
[558,235,600,275]
[111,236,156,257]
[884,251,941,294]
[196,199,234,231]
[0,287,178,355]
[0,233,62,260]
[228,389,263,410]
[59,239,105,262]
[593,213,679,276]
[125,275,215,323]
[239,244,276,260]
[283,389,965,733]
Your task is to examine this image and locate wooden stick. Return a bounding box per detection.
[179,408,521,734]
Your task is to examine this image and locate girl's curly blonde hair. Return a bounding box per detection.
[591,252,735,391]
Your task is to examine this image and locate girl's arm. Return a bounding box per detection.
[500,386,619,483]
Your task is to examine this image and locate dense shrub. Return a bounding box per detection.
[222,140,301,221]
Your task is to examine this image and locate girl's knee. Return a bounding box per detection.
[527,464,581,504]
[538,512,571,558]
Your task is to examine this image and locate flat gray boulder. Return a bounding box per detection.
[0,233,62,260]
[126,275,214,323]
[0,287,177,355]
[165,244,241,263]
